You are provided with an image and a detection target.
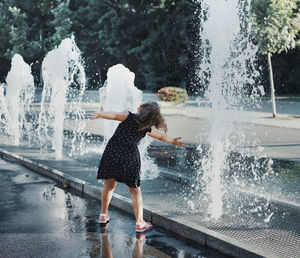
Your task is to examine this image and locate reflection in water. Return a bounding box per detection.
[101,234,113,258]
[99,224,145,258]
[132,234,145,258]
[42,185,88,233]
[42,185,56,200]
[40,185,212,257]
[90,224,146,258]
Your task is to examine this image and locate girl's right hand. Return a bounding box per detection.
[172,137,185,146]
[90,112,100,120]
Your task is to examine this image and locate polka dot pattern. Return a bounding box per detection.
[97,112,151,188]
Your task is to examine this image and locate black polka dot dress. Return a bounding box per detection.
[97,112,151,188]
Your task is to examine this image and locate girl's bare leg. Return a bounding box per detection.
[101,234,113,258]
[101,179,117,214]
[128,187,144,223]
[132,238,144,258]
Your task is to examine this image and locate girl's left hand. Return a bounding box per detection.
[173,137,185,146]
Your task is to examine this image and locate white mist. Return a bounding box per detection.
[38,37,86,159]
[99,64,158,180]
[198,0,260,219]
[5,54,35,145]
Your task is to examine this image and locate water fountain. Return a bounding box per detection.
[196,0,262,219]
[3,54,35,145]
[0,84,8,132]
[0,6,298,258]
[0,39,157,180]
[38,36,86,159]
[99,64,159,180]
[99,64,143,143]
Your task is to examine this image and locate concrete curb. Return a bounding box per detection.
[0,148,277,258]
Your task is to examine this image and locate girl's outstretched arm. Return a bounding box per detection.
[147,127,185,146]
[90,107,129,121]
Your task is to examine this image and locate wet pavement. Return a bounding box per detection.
[0,158,226,258]
[1,142,300,258]
[1,94,300,257]
[65,98,300,162]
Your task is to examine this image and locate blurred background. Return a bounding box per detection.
[0,0,299,96]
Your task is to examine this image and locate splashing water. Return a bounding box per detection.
[0,84,8,132]
[99,64,143,143]
[4,54,35,145]
[99,64,158,179]
[38,37,86,159]
[197,0,260,219]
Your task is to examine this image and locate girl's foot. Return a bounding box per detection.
[135,221,152,232]
[99,213,110,227]
[136,232,146,240]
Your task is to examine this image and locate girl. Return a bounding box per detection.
[91,101,184,232]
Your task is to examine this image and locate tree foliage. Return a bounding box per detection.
[0,0,201,91]
[0,2,12,79]
[0,0,299,95]
[272,48,300,94]
[48,0,72,49]
[251,0,300,54]
[251,0,300,116]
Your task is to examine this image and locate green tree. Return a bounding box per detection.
[10,0,57,52]
[70,0,113,88]
[0,0,200,93]
[7,0,59,86]
[133,0,191,90]
[5,6,36,59]
[92,0,199,91]
[0,2,11,81]
[48,0,72,49]
[251,0,300,117]
[96,0,165,89]
[272,48,300,95]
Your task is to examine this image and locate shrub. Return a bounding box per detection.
[156,86,189,103]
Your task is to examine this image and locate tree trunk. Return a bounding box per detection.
[267,52,276,117]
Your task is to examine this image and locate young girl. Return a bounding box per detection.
[91,101,184,232]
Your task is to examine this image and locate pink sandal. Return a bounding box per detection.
[136,221,153,232]
[99,213,110,226]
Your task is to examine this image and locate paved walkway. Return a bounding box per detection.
[1,99,299,257]
[64,101,300,162]
[0,143,299,258]
[0,158,222,258]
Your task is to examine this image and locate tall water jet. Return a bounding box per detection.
[99,64,158,179]
[99,64,142,143]
[0,84,8,132]
[4,54,35,145]
[38,37,86,159]
[197,0,260,219]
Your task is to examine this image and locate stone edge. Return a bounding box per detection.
[0,148,277,258]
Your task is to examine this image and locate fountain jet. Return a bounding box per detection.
[198,0,260,219]
[4,54,35,145]
[38,37,86,159]
[99,64,158,180]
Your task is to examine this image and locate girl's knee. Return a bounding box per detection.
[104,178,117,190]
[128,186,141,195]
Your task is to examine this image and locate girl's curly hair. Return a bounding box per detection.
[135,102,167,132]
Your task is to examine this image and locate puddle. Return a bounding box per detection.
[12,173,51,185]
